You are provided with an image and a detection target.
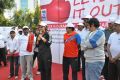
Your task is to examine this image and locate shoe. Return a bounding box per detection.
[0,63,2,66]
[99,75,105,80]
[36,71,41,75]
[8,75,13,79]
[30,78,33,80]
[15,76,18,80]
[4,63,7,67]
[21,78,25,80]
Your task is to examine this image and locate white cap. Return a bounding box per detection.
[23,26,29,29]
[115,19,120,24]
[82,15,92,19]
[18,29,22,32]
[108,17,115,23]
[66,23,75,28]
[39,21,47,26]
[77,23,84,26]
[10,29,15,33]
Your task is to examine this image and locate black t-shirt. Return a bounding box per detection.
[37,32,51,52]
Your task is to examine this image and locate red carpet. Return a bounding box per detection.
[0,63,82,80]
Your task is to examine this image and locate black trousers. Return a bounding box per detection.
[63,57,78,80]
[81,51,86,80]
[9,56,19,76]
[0,47,7,66]
[78,50,81,71]
[101,56,109,80]
[33,51,41,71]
[108,60,120,80]
[38,51,52,80]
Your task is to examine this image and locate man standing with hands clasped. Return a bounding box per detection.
[108,19,120,80]
[7,30,19,79]
[18,26,35,80]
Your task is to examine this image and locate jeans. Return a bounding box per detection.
[81,51,86,80]
[108,60,120,80]
[0,47,7,66]
[63,57,78,80]
[78,50,81,71]
[9,56,19,76]
[85,61,104,80]
[38,50,52,80]
[33,51,41,71]
[20,55,33,79]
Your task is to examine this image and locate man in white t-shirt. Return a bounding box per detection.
[77,22,84,71]
[18,26,36,80]
[107,19,120,80]
[81,15,92,80]
[7,30,19,79]
[100,17,115,80]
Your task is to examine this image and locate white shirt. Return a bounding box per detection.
[18,34,36,56]
[16,33,22,39]
[77,30,82,35]
[7,37,19,53]
[0,34,5,48]
[77,30,82,43]
[108,32,120,58]
[80,28,90,50]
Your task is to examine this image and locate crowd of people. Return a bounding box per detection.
[0,15,120,80]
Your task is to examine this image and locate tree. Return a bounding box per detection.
[25,11,34,27]
[0,0,15,14]
[0,0,15,26]
[13,10,34,27]
[33,5,41,26]
[0,11,14,26]
[13,10,23,26]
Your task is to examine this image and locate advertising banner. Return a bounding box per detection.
[0,27,12,39]
[40,0,120,63]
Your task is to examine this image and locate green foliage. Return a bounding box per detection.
[0,0,15,26]
[0,1,41,30]
[33,5,41,26]
[0,14,14,26]
[13,10,23,26]
[0,0,15,14]
[13,10,34,27]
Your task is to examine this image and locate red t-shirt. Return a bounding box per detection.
[64,31,80,58]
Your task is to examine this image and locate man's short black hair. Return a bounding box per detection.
[88,18,100,28]
[10,31,15,34]
[66,27,75,31]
